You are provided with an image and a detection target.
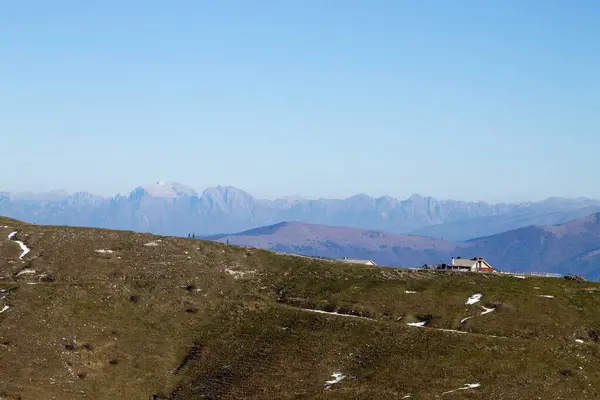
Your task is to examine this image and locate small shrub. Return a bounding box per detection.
[185,284,197,292]
[83,343,94,351]
[323,303,336,312]
[185,307,199,314]
[559,369,572,376]
[129,295,140,304]
[109,358,119,365]
[77,372,88,380]
[65,341,77,351]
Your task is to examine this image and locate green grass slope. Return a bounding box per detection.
[1,216,599,399]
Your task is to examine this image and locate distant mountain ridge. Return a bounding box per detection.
[205,221,461,267]
[1,181,599,239]
[205,213,600,279]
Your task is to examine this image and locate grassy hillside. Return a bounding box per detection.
[1,216,600,399]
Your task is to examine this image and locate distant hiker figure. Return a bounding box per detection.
[187,233,191,238]
[192,233,195,239]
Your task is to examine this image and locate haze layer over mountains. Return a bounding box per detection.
[3,181,600,278]
[2,181,599,239]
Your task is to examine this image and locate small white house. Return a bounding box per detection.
[422,257,497,273]
[451,257,497,272]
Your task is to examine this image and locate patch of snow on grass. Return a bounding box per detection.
[7,231,29,259]
[514,275,527,279]
[442,383,481,395]
[405,290,417,294]
[407,321,427,327]
[0,305,8,313]
[464,383,481,389]
[225,268,256,279]
[480,306,495,315]
[15,241,30,259]
[16,269,35,277]
[540,295,554,298]
[95,249,114,253]
[303,308,372,320]
[460,316,474,323]
[576,339,584,343]
[466,294,482,305]
[144,241,160,247]
[325,372,345,389]
[436,328,467,334]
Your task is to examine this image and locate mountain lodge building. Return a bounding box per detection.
[422,257,497,273]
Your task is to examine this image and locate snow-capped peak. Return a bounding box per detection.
[140,181,197,198]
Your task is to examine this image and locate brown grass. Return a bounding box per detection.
[0,216,599,399]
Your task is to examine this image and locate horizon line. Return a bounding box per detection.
[1,181,597,205]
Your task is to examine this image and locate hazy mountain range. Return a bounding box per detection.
[206,213,600,279]
[2,181,600,240]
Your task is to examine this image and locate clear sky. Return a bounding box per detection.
[1,1,599,203]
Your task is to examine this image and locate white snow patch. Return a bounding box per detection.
[437,328,467,334]
[405,290,417,294]
[533,287,541,290]
[16,269,36,277]
[402,396,412,399]
[480,306,495,315]
[576,339,584,343]
[442,383,481,395]
[303,308,372,320]
[513,275,527,279]
[144,241,160,247]
[26,282,39,285]
[540,295,554,298]
[7,231,29,259]
[466,294,482,305]
[225,268,256,279]
[142,181,197,198]
[325,372,345,389]
[15,241,30,259]
[0,305,8,313]
[95,249,114,253]
[460,316,474,323]
[407,321,427,327]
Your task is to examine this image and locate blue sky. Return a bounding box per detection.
[1,1,599,202]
